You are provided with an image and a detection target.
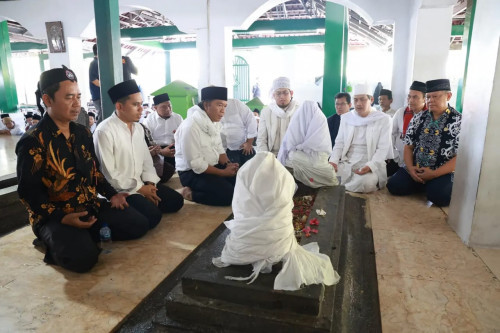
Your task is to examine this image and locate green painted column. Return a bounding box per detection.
[0,21,19,113]
[456,0,476,113]
[165,51,171,85]
[38,53,46,73]
[93,0,123,119]
[322,3,348,117]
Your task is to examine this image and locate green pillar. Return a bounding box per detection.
[165,51,171,85]
[38,53,46,73]
[456,0,476,113]
[322,3,348,117]
[93,0,123,119]
[0,21,19,113]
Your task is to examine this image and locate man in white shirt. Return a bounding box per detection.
[256,77,300,156]
[143,93,182,181]
[389,81,427,175]
[220,99,257,166]
[0,114,24,135]
[175,86,238,206]
[94,80,184,230]
[377,89,396,117]
[328,83,393,193]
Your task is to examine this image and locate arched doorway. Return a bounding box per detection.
[233,55,250,102]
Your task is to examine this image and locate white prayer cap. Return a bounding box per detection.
[271,77,291,92]
[352,82,372,96]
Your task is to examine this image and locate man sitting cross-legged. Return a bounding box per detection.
[94,80,184,231]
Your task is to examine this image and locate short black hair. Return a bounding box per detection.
[93,44,97,56]
[42,82,60,101]
[116,95,130,105]
[334,92,351,104]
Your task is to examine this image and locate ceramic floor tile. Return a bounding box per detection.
[373,228,495,284]
[474,247,500,280]
[0,200,231,333]
[378,274,500,332]
[366,188,500,332]
[366,188,449,233]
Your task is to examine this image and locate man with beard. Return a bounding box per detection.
[256,77,300,156]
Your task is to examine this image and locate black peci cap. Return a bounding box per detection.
[107,79,141,104]
[426,79,451,93]
[201,86,227,101]
[39,65,77,92]
[409,81,426,93]
[153,93,170,105]
[379,89,392,100]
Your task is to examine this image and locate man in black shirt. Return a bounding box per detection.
[327,92,351,149]
[16,66,151,273]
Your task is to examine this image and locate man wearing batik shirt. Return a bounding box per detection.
[387,79,461,207]
[16,66,148,273]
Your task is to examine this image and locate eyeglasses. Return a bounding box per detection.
[335,102,348,106]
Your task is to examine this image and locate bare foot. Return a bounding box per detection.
[181,187,193,201]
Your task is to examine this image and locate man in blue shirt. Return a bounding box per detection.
[89,44,102,124]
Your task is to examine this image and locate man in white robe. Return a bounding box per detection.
[256,77,300,156]
[143,93,183,182]
[175,86,238,206]
[220,98,258,166]
[94,80,184,230]
[278,101,338,188]
[213,151,340,291]
[329,83,393,193]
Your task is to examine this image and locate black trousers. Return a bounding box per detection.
[386,159,400,177]
[178,167,235,206]
[161,156,176,182]
[35,200,153,273]
[126,183,184,229]
[386,167,454,207]
[226,148,255,167]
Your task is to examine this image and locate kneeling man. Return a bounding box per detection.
[328,83,392,193]
[16,67,149,273]
[94,80,184,229]
[387,79,461,206]
[175,86,238,206]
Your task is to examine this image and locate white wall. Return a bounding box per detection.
[234,45,325,104]
[449,0,500,247]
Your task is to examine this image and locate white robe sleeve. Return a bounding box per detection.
[256,108,270,152]
[365,116,393,173]
[329,118,345,163]
[181,125,209,174]
[243,108,258,140]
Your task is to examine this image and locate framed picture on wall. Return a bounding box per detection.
[45,21,66,53]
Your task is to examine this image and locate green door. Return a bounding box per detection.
[233,55,250,102]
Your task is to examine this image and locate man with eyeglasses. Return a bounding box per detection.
[256,77,300,156]
[327,92,352,149]
[387,79,461,207]
[328,83,393,193]
[143,93,183,182]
